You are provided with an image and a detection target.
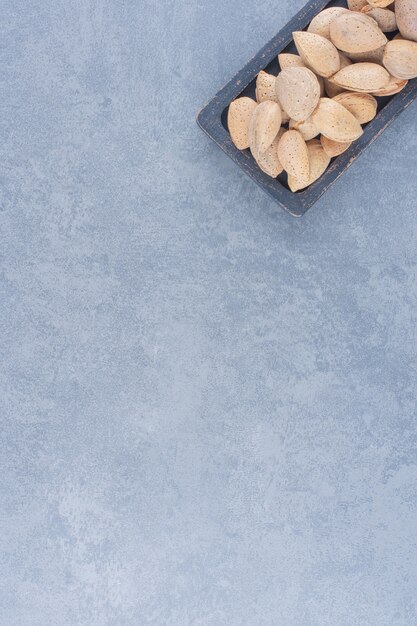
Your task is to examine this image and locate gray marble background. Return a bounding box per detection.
[1,1,417,624]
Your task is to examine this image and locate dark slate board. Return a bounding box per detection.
[196,0,417,217]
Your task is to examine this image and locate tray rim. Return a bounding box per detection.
[196,0,417,217]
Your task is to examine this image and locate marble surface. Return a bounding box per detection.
[1,1,417,624]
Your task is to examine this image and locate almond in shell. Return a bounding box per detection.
[332,92,378,124]
[330,62,390,91]
[370,75,409,95]
[330,12,388,53]
[383,39,417,79]
[227,97,257,150]
[293,31,341,77]
[256,128,285,178]
[278,53,305,69]
[288,139,331,192]
[361,6,397,32]
[289,117,320,141]
[396,0,417,42]
[275,67,321,122]
[347,0,368,10]
[248,101,282,161]
[277,130,310,187]
[256,71,279,104]
[311,97,363,142]
[320,136,352,158]
[307,7,350,39]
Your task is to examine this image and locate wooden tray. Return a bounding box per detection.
[196,0,417,217]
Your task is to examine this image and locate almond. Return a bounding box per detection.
[396,0,417,42]
[289,117,320,141]
[361,6,397,31]
[275,67,321,122]
[320,136,352,158]
[324,53,352,97]
[248,101,282,161]
[278,130,310,186]
[311,97,364,142]
[256,71,278,104]
[288,139,331,191]
[330,12,388,53]
[344,44,386,64]
[383,39,417,79]
[330,62,390,91]
[278,53,305,69]
[347,0,368,9]
[227,97,257,150]
[332,92,378,124]
[256,129,285,178]
[307,7,350,39]
[293,31,341,77]
[370,75,409,95]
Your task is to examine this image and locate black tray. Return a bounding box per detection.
[196,0,417,217]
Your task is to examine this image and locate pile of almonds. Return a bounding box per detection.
[228,0,417,192]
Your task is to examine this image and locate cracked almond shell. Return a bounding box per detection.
[311,97,363,142]
[293,31,341,78]
[275,67,321,122]
[227,97,257,150]
[330,62,390,92]
[248,101,282,161]
[347,0,368,10]
[396,0,417,42]
[288,139,331,192]
[330,12,388,53]
[383,39,417,79]
[324,53,352,97]
[332,92,378,124]
[277,130,310,187]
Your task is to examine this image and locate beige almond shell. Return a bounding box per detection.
[383,39,417,79]
[256,129,285,178]
[293,31,341,77]
[330,62,390,91]
[330,12,388,53]
[227,97,258,150]
[289,117,320,141]
[288,139,331,192]
[275,67,321,122]
[278,53,305,69]
[311,97,364,142]
[367,0,395,6]
[307,7,350,39]
[277,130,310,186]
[347,0,368,10]
[361,7,397,32]
[248,101,282,159]
[248,101,282,161]
[332,92,378,124]
[321,136,352,158]
[396,0,417,42]
[256,72,279,104]
[370,74,409,95]
[344,44,386,64]
[324,53,352,97]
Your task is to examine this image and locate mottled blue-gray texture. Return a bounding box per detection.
[1,0,417,624]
